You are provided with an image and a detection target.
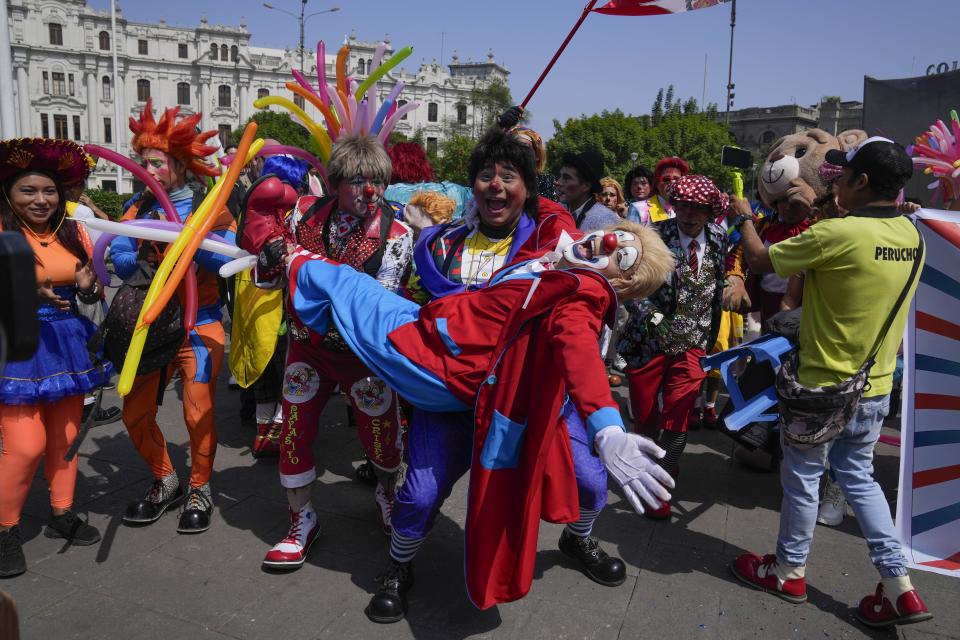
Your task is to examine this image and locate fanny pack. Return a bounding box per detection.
[776,226,923,448]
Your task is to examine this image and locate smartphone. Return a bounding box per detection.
[721,145,753,170]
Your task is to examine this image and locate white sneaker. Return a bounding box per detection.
[817,475,846,527]
[375,485,394,537]
[262,506,320,569]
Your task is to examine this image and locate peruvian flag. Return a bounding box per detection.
[594,0,730,16]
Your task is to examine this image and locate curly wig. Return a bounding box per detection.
[387,141,434,184]
[129,98,220,178]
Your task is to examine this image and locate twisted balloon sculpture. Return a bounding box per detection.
[253,39,420,153]
[910,110,960,205]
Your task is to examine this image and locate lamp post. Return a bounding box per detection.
[263,1,339,73]
[630,152,638,169]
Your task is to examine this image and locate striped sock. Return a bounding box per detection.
[389,531,425,564]
[659,430,688,473]
[565,507,602,538]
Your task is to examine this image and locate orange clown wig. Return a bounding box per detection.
[129,98,221,178]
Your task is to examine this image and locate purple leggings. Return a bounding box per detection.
[392,400,608,539]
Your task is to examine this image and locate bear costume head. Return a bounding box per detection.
[757,128,868,211]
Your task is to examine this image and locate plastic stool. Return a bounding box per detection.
[701,334,793,432]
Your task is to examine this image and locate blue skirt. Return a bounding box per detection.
[0,296,114,405]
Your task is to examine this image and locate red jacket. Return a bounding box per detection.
[389,267,620,608]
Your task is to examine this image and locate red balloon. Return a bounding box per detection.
[602,233,619,253]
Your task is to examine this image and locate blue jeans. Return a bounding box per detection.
[776,394,908,577]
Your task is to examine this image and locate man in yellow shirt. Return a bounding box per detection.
[729,138,933,629]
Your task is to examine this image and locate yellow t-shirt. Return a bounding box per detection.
[768,210,923,397]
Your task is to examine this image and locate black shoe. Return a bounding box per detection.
[558,529,626,587]
[364,561,414,623]
[123,481,185,525]
[44,511,101,546]
[355,459,378,487]
[177,487,213,534]
[94,405,121,426]
[0,526,26,578]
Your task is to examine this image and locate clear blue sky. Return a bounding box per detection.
[96,0,960,138]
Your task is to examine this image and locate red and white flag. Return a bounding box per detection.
[594,0,730,17]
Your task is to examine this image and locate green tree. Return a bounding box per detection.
[545,109,647,184]
[432,135,476,185]
[651,89,664,126]
[546,106,736,191]
[469,79,514,137]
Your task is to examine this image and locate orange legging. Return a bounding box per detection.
[121,322,224,488]
[0,396,83,527]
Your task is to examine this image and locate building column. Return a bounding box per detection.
[200,82,210,130]
[86,72,98,143]
[0,0,17,137]
[239,84,249,123]
[16,65,30,136]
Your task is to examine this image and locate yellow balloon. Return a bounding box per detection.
[254,96,332,161]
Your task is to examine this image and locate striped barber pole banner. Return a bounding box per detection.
[898,209,960,578]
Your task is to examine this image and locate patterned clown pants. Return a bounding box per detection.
[278,337,404,489]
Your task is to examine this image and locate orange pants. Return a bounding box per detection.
[0,396,83,527]
[122,322,224,488]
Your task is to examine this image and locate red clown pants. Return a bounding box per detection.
[279,337,404,488]
[627,349,707,438]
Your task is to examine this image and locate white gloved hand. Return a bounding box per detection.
[594,427,675,515]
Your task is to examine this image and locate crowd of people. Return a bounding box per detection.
[0,95,945,632]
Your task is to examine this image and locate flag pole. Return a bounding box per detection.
[520,0,599,109]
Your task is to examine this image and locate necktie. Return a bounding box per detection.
[688,238,699,273]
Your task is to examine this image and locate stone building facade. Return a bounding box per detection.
[6,0,510,191]
[720,98,864,156]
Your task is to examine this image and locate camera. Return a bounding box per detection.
[0,232,39,369]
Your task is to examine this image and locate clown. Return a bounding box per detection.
[240,173,677,616]
[617,174,740,519]
[244,133,414,569]
[627,156,690,224]
[386,130,625,622]
[109,100,236,534]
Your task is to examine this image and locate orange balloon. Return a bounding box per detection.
[285,82,340,138]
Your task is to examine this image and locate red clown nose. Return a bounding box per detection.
[363,184,375,198]
[601,233,619,254]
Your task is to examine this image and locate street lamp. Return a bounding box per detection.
[263,1,340,73]
[630,152,638,169]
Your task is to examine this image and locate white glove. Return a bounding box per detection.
[595,427,675,515]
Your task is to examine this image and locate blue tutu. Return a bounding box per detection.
[0,287,114,405]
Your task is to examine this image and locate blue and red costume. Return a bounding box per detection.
[391,200,611,588]
[284,246,624,608]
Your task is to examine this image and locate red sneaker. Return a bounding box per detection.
[252,421,281,458]
[731,553,807,604]
[702,406,719,429]
[856,581,932,628]
[262,507,320,569]
[643,499,671,520]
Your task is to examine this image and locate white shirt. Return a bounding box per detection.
[678,228,706,278]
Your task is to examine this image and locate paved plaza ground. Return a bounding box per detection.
[3,372,958,640]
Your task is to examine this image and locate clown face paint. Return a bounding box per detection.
[338,175,386,218]
[558,229,642,280]
[142,148,186,192]
[473,161,528,232]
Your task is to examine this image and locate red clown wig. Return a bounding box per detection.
[129,98,220,178]
[387,141,435,184]
[654,156,690,181]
